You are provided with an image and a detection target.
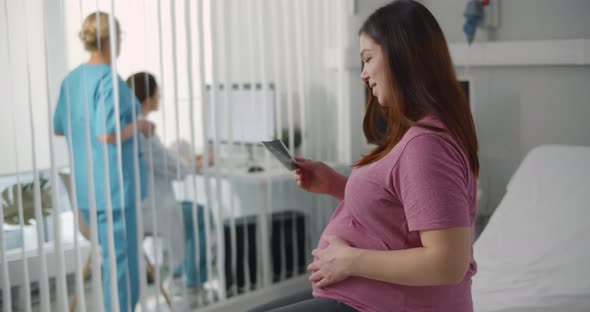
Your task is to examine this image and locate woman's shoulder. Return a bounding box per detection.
[62,64,110,87]
[389,116,463,164]
[71,64,129,83]
[72,63,110,75]
[401,115,453,146]
[87,67,133,97]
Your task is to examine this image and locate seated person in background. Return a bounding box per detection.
[100,72,210,301]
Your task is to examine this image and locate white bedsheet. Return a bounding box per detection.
[472,145,590,312]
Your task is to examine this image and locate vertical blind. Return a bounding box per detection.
[0,0,353,311]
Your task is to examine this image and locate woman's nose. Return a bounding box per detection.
[360,69,369,81]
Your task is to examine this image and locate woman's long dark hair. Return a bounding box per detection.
[356,0,479,176]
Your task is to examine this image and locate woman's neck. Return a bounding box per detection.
[87,51,111,65]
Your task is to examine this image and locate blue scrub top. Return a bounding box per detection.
[54,64,147,212]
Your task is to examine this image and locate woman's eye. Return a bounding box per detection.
[363,57,372,64]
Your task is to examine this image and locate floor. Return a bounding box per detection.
[5,265,217,312]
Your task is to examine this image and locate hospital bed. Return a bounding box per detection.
[472,145,590,311]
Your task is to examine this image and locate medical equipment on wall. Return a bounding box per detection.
[463,0,499,44]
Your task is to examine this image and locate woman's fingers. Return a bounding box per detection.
[315,276,330,288]
[311,248,321,258]
[309,270,324,283]
[295,170,308,190]
[139,120,156,137]
[295,173,303,183]
[294,157,315,170]
[307,260,320,272]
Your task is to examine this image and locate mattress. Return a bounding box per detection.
[472,145,590,312]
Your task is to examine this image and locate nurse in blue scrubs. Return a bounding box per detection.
[53,12,153,311]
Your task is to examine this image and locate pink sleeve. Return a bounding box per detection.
[392,134,471,232]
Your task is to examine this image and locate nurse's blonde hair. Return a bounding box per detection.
[79,11,120,52]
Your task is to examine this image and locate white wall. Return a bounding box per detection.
[354,0,590,215]
[0,0,69,176]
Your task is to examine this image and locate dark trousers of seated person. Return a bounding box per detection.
[248,289,358,312]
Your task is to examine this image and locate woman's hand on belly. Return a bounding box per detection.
[308,235,360,288]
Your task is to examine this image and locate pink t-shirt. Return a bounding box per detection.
[313,116,478,312]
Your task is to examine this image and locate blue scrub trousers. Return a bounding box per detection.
[176,202,208,287]
[84,207,139,311]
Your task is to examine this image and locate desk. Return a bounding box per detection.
[171,162,349,288]
[172,163,350,219]
[174,166,305,219]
